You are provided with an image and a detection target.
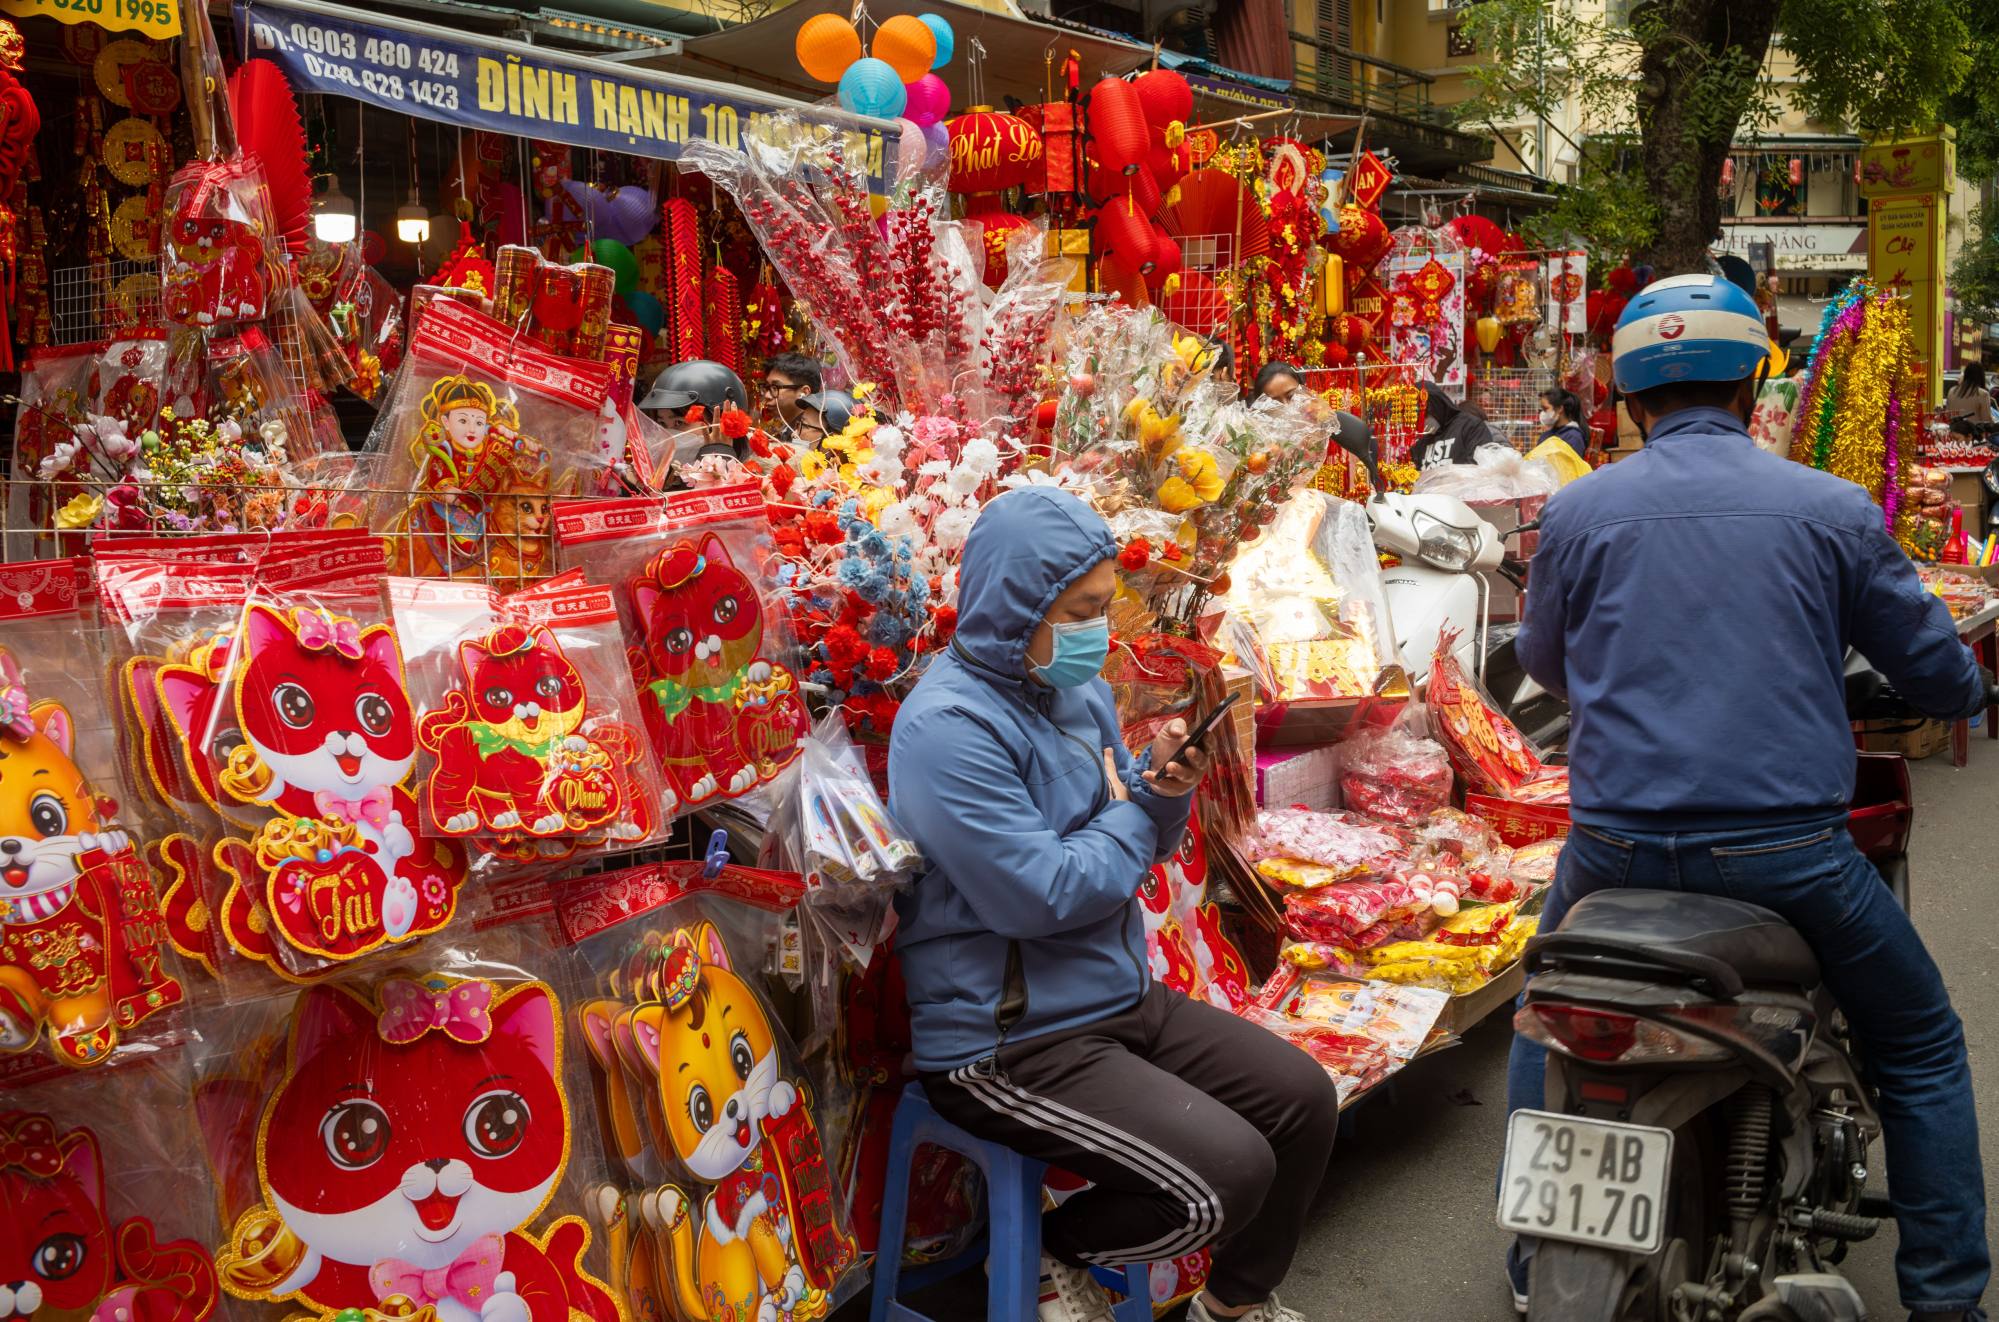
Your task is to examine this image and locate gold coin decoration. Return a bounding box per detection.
[110,273,161,326]
[93,39,157,108]
[103,117,165,186]
[111,195,159,261]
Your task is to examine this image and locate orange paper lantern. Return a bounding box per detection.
[1085,76,1148,181]
[796,14,862,84]
[871,14,937,84]
[947,109,1044,194]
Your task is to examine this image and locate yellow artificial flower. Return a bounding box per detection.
[1157,449,1224,513]
[796,450,828,481]
[55,493,103,530]
[1139,405,1184,460]
[862,486,897,518]
[1123,396,1151,432]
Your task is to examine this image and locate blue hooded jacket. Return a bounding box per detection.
[1518,406,1984,830]
[888,487,1191,1071]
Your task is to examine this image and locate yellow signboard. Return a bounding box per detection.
[1868,192,1944,402]
[0,0,180,39]
[1858,129,1954,199]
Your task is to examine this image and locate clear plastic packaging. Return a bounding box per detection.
[364,297,615,583]
[1338,726,1453,825]
[199,924,627,1321]
[0,562,188,1077]
[1425,630,1545,796]
[554,487,812,818]
[1247,807,1405,881]
[563,863,864,1320]
[1411,445,1560,502]
[160,156,282,330]
[195,540,470,977]
[390,577,665,876]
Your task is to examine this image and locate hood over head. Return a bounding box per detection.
[1422,382,1460,427]
[954,487,1117,681]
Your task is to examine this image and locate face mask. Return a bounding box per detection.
[1538,408,1557,427]
[1031,615,1111,688]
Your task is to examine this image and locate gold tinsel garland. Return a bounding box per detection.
[1793,279,1923,551]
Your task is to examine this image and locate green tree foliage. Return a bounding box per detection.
[1452,0,1977,272]
[1950,208,1999,325]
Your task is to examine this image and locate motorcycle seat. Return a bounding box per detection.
[1529,890,1820,998]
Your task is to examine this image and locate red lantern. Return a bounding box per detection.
[1147,138,1191,194]
[966,207,1035,289]
[1720,157,1735,188]
[1098,196,1157,275]
[1085,76,1148,181]
[948,109,1044,194]
[1789,156,1803,186]
[1099,251,1151,308]
[1131,68,1193,132]
[1123,164,1162,217]
[1147,224,1182,288]
[1324,204,1391,271]
[1466,257,1498,310]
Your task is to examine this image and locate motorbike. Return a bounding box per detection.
[1500,662,1926,1322]
[1366,489,1509,686]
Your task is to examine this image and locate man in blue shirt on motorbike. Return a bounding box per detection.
[1507,274,1990,1322]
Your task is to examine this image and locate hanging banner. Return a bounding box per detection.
[233,0,893,189]
[1544,249,1586,335]
[0,0,179,39]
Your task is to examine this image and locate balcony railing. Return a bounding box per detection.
[1288,35,1449,125]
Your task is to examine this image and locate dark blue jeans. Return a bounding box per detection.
[1504,817,1989,1315]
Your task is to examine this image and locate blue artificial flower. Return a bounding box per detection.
[809,665,835,685]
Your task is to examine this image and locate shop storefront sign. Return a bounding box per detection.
[1858,129,1954,199]
[1869,192,1944,401]
[1716,222,1865,272]
[233,0,893,188]
[0,0,178,39]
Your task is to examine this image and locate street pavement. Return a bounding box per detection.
[1279,748,1999,1321]
[840,748,1999,1320]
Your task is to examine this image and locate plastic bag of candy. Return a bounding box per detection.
[1510,836,1564,886]
[1426,629,1545,795]
[1339,725,1453,825]
[1248,807,1405,881]
[1281,877,1420,942]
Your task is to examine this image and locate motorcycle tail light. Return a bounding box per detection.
[1654,1002,1815,1070]
[1518,1002,1734,1065]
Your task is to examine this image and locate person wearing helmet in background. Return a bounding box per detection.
[794,389,857,449]
[1502,274,1991,1322]
[640,360,750,472]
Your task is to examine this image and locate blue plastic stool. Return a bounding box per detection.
[870,1080,1155,1322]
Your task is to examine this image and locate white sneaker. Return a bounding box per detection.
[1038,1255,1117,1322]
[1187,1292,1308,1322]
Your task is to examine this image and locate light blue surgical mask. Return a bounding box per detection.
[1030,615,1111,687]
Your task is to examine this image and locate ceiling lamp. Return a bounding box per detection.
[312,179,357,244]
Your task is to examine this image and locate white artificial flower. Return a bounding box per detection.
[945,464,983,497]
[917,459,950,479]
[932,505,977,550]
[217,419,243,443]
[878,501,918,537]
[871,425,905,460]
[959,436,1001,476]
[38,440,79,480]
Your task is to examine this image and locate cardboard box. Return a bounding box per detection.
[1255,744,1342,812]
[1465,792,1572,846]
[1858,718,1949,760]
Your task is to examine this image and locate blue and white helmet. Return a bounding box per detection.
[1611,273,1770,394]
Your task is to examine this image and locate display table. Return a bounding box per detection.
[1953,600,1999,767]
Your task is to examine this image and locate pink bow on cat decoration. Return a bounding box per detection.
[368,1233,506,1309]
[294,608,365,659]
[377,977,495,1044]
[314,786,392,830]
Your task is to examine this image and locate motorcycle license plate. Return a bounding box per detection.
[1497,1110,1673,1254]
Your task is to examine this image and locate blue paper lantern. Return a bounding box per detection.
[623,290,665,335]
[839,57,908,118]
[917,13,954,69]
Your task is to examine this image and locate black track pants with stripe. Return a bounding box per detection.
[921,981,1341,1309]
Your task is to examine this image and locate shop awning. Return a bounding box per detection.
[233,0,903,186]
[661,0,1154,114]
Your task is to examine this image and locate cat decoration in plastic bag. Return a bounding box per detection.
[215,976,621,1322]
[630,536,807,813]
[0,655,183,1067]
[419,624,649,842]
[0,1113,221,1322]
[219,605,464,962]
[159,172,269,330]
[583,924,852,1322]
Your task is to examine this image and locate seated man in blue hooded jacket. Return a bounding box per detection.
[890,487,1340,1322]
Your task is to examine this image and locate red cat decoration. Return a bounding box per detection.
[629,534,808,814]
[160,159,272,329]
[0,1112,220,1322]
[420,623,649,844]
[216,975,620,1322]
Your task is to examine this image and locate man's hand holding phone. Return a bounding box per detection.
[1142,718,1211,797]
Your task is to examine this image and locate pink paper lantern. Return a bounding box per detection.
[905,73,951,128]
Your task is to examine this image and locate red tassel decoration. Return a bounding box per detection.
[745,271,787,357]
[661,197,705,363]
[706,265,742,373]
[1085,77,1148,185]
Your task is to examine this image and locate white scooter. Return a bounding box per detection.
[1367,489,1508,684]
